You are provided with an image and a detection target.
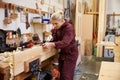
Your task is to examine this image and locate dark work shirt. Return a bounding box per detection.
[51,20,78,61]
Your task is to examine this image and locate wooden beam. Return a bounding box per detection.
[85,12,99,15]
[93,0,99,33]
[107,13,120,16]
[0,1,39,14]
[97,0,107,57]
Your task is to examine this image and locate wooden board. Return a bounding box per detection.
[81,15,93,40]
[80,15,93,56]
[98,61,120,80]
[115,36,120,45]
[114,46,120,62]
[97,41,115,47]
[75,0,94,56]
[13,45,57,76]
[97,0,107,57]
[84,39,92,56]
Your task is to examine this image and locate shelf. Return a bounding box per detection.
[85,12,99,15]
[107,13,120,16]
[0,1,42,14]
[0,1,54,14]
[31,22,48,25]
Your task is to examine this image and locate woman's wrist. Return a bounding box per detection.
[51,42,55,47]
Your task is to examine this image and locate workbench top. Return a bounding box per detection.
[0,45,58,76]
[98,61,120,80]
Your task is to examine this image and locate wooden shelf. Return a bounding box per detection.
[0,1,53,14]
[0,1,39,14]
[85,12,99,15]
[31,22,48,25]
[107,13,120,16]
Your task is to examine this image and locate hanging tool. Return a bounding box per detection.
[16,27,21,37]
[11,4,18,19]
[41,0,44,5]
[3,4,12,24]
[8,3,13,20]
[26,9,30,29]
[112,12,115,27]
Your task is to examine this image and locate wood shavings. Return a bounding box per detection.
[3,57,9,63]
[0,52,12,58]
[0,56,5,61]
[8,52,14,80]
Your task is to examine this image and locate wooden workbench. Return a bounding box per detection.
[98,61,120,80]
[0,45,58,80]
[0,61,10,80]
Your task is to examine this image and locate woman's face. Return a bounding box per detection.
[51,19,64,29]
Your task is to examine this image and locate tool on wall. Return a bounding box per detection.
[112,12,115,27]
[41,0,44,5]
[64,0,70,20]
[3,4,12,24]
[25,9,30,29]
[35,1,42,16]
[8,3,13,20]
[11,4,18,19]
[16,27,21,37]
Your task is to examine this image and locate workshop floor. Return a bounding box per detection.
[78,56,100,80]
[74,56,114,80]
[25,55,114,80]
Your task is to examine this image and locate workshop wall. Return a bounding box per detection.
[0,8,36,33]
[0,0,64,41]
[0,0,38,33]
[107,0,120,14]
[3,0,36,9]
[107,0,120,34]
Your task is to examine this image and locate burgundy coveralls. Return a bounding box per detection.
[51,21,78,80]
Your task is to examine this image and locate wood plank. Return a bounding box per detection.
[107,14,120,16]
[97,41,115,47]
[98,61,120,80]
[84,39,92,56]
[114,46,120,62]
[75,14,93,56]
[13,45,57,76]
[85,12,99,15]
[24,55,40,72]
[74,0,82,63]
[97,0,107,57]
[115,36,120,45]
[81,15,93,56]
[81,15,93,40]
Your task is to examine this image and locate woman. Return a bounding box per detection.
[42,11,78,80]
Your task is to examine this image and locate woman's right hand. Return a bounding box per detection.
[42,42,55,49]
